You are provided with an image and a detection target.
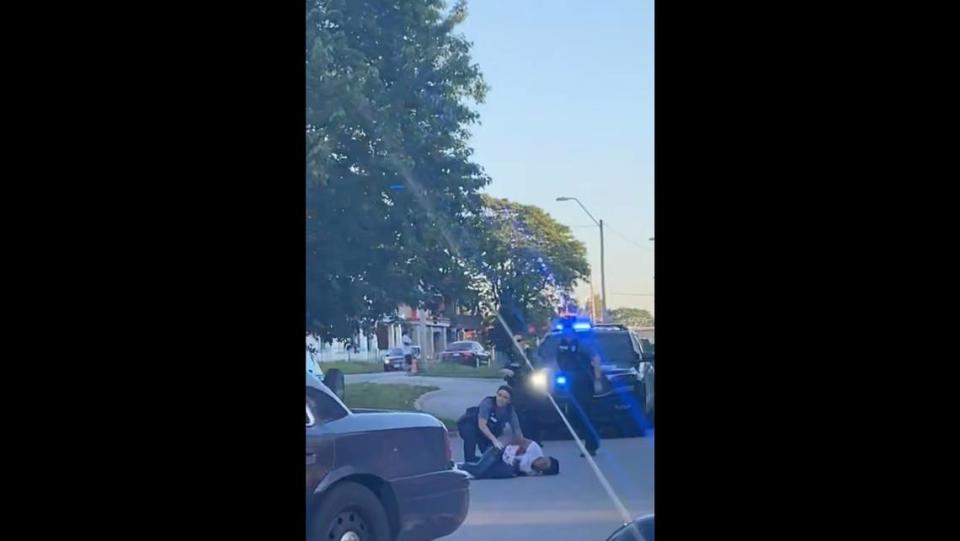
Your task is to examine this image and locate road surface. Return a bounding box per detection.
[344,371,655,540]
[445,434,654,541]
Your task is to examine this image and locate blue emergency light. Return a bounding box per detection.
[555,375,567,385]
[553,316,593,333]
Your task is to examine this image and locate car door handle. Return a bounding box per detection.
[306,452,317,465]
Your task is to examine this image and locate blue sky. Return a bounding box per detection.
[458,0,655,314]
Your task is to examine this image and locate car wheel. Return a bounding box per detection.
[323,369,345,400]
[309,481,391,541]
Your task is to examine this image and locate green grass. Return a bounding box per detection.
[320,361,383,374]
[342,383,439,411]
[438,417,459,431]
[418,363,502,379]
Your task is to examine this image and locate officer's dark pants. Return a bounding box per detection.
[457,417,494,462]
[568,388,600,453]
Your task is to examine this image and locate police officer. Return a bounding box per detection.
[457,385,524,462]
[556,336,602,456]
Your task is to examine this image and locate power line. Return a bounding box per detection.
[602,222,653,250]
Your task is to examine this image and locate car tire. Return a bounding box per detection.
[309,481,391,541]
[323,368,345,400]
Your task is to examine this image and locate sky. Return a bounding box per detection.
[458,0,655,315]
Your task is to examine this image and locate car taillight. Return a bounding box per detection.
[443,427,453,465]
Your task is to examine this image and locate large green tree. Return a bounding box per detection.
[473,196,590,350]
[306,0,489,341]
[608,307,655,328]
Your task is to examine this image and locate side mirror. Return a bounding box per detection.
[606,515,654,541]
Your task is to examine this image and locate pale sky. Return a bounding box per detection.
[459,0,655,314]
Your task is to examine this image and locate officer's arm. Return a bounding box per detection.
[477,417,499,445]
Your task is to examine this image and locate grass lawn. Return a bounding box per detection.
[320,361,383,374]
[341,383,459,432]
[418,363,502,379]
[342,383,439,411]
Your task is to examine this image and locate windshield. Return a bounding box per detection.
[539,333,639,368]
[387,348,404,355]
[447,342,475,351]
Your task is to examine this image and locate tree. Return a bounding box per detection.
[306,0,490,341]
[608,307,655,328]
[474,196,590,351]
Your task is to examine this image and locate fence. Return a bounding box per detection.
[313,348,382,363]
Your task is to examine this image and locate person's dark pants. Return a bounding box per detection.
[459,446,515,479]
[568,391,600,453]
[457,417,494,462]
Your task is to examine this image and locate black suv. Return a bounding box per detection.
[505,321,655,439]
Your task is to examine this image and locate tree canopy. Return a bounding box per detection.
[306,0,489,341]
[474,196,590,348]
[608,307,655,328]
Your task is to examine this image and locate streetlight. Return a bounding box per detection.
[556,196,607,323]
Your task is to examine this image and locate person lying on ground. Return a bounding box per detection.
[458,437,559,479]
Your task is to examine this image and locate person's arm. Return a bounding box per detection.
[515,437,532,454]
[591,354,603,393]
[477,418,504,449]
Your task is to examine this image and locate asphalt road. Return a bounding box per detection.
[345,371,655,541]
[445,434,654,541]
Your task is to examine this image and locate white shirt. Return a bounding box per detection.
[501,441,544,475]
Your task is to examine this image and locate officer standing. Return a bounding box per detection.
[556,336,602,456]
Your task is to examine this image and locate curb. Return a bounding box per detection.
[414,389,459,438]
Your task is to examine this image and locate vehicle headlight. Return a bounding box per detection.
[529,369,549,393]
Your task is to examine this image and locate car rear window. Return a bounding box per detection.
[306,387,348,424]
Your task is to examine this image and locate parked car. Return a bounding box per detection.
[505,318,654,439]
[383,345,424,371]
[382,347,410,372]
[306,348,344,399]
[306,374,470,541]
[440,341,491,366]
[606,515,654,541]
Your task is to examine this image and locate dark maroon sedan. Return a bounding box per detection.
[306,374,470,541]
[439,341,491,366]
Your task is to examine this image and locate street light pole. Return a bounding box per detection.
[556,196,607,323]
[599,219,606,323]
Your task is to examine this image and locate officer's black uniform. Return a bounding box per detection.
[457,395,515,462]
[557,339,600,455]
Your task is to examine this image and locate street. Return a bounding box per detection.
[446,433,654,540]
[345,372,654,541]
